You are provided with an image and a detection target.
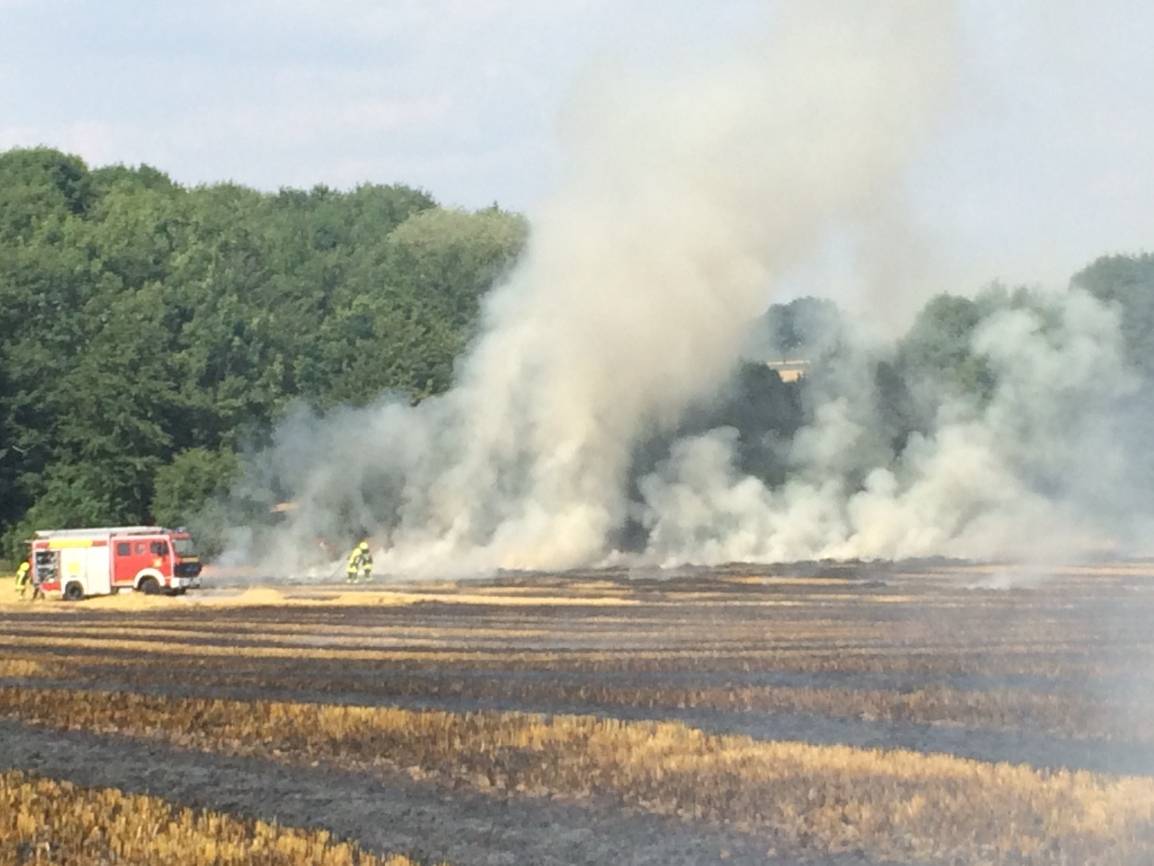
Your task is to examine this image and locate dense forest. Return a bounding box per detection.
[0,147,525,557]
[1,146,1151,560]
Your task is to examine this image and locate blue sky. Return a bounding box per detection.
[2,1,1152,296]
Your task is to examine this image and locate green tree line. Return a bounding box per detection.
[1,146,1150,561]
[0,147,526,557]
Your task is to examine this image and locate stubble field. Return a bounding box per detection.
[1,560,1153,865]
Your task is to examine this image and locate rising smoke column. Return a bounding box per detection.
[242,3,960,576]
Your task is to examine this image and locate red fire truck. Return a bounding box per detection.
[29,526,203,600]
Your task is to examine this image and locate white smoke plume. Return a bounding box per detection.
[640,288,1140,565]
[225,2,1154,576]
[226,2,966,576]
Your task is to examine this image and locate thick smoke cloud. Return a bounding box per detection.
[224,3,1150,575]
[640,289,1139,565]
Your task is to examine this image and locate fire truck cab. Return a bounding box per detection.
[30,526,202,600]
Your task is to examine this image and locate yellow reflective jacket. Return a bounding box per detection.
[347,547,373,574]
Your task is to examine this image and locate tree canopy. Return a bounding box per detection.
[1,146,1150,561]
[0,148,525,555]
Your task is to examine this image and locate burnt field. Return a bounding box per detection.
[2,561,1153,865]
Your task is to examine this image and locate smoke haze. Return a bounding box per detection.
[642,288,1139,565]
[225,3,1153,577]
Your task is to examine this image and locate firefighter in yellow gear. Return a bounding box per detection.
[345,542,373,583]
[14,560,31,598]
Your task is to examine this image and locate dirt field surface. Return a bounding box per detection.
[2,560,1153,865]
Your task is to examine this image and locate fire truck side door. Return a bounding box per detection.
[116,539,158,586]
[83,545,112,595]
[112,540,141,585]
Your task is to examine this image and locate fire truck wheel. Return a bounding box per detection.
[138,577,160,595]
[63,582,85,601]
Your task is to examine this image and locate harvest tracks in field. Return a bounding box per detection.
[1,564,1153,865]
[0,768,427,866]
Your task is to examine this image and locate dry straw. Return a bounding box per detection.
[0,770,432,866]
[2,687,1151,865]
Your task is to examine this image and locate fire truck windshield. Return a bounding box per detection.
[173,538,197,556]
